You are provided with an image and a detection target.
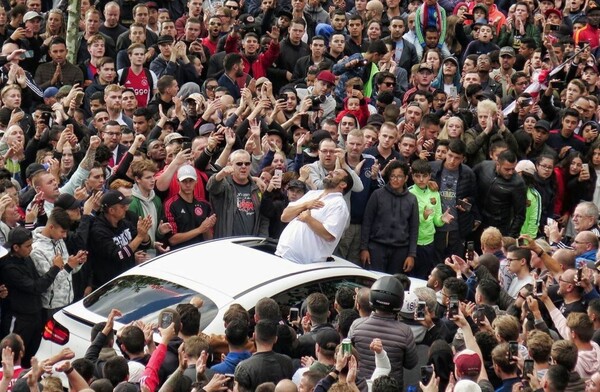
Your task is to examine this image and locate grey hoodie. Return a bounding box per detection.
[30,227,80,309]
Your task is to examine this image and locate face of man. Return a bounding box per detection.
[561,115,579,136]
[37,173,60,199]
[27,0,41,11]
[86,167,106,191]
[134,6,149,25]
[389,19,405,40]
[104,5,120,27]
[348,19,363,39]
[345,134,364,160]
[98,62,115,84]
[416,69,434,87]
[425,31,439,48]
[231,153,252,183]
[148,140,166,161]
[463,72,480,89]
[399,136,416,158]
[242,36,259,55]
[330,34,345,54]
[161,21,176,37]
[318,140,338,170]
[49,43,67,64]
[496,159,516,180]
[339,116,355,137]
[185,22,201,41]
[131,26,147,44]
[208,17,222,37]
[405,105,423,125]
[102,125,122,149]
[289,22,305,45]
[323,168,348,190]
[573,206,596,232]
[310,39,325,58]
[378,126,397,150]
[444,150,464,170]
[129,48,146,66]
[105,89,122,112]
[332,14,346,30]
[94,111,109,129]
[188,0,202,17]
[85,13,100,34]
[88,39,105,58]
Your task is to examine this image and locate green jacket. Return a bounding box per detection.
[408,184,444,246]
[520,186,542,238]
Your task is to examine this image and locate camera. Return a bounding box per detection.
[310,94,326,110]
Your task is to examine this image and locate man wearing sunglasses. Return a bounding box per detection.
[207,149,263,238]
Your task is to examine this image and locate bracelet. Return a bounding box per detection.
[64,367,74,375]
[536,249,545,257]
[332,369,340,375]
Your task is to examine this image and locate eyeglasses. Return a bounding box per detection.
[505,257,521,263]
[572,214,593,219]
[559,277,575,284]
[573,240,590,244]
[105,132,122,137]
[319,149,336,155]
[389,175,405,180]
[235,161,251,167]
[383,82,394,87]
[226,5,239,9]
[538,164,553,170]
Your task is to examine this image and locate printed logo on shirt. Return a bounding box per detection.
[236,192,255,216]
[113,229,133,248]
[195,206,203,216]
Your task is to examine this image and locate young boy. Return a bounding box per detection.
[462,22,500,61]
[408,159,454,279]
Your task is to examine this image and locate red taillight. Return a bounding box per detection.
[43,319,69,345]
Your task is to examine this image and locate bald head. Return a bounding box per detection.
[275,380,297,392]
[553,249,576,270]
[366,0,383,12]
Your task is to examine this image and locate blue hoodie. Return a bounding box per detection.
[431,56,461,92]
[211,351,252,374]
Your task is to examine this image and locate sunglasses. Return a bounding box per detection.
[383,82,394,87]
[226,5,239,9]
[235,161,251,166]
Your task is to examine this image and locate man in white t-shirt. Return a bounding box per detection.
[506,245,535,299]
[276,169,353,263]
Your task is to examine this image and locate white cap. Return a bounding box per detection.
[515,160,536,176]
[177,165,197,181]
[399,291,419,319]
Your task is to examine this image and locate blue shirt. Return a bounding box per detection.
[210,351,252,374]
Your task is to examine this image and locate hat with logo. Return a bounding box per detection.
[101,190,132,209]
[23,11,42,22]
[399,291,419,319]
[317,70,336,85]
[164,132,187,145]
[177,165,197,181]
[418,63,434,73]
[500,46,516,57]
[239,14,258,29]
[157,35,174,45]
[55,193,80,210]
[454,349,482,376]
[515,160,536,176]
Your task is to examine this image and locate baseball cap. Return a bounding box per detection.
[23,11,42,22]
[198,123,216,136]
[500,47,516,58]
[544,8,562,18]
[454,380,482,392]
[164,132,187,145]
[418,63,434,73]
[515,160,536,176]
[276,9,293,19]
[399,291,419,319]
[287,179,308,193]
[43,87,59,99]
[101,190,132,209]
[239,14,258,29]
[534,119,551,132]
[311,130,332,146]
[177,165,197,181]
[54,193,80,210]
[25,163,46,179]
[315,329,340,351]
[4,226,32,250]
[157,35,174,45]
[584,63,599,74]
[144,1,159,9]
[317,70,336,85]
[472,18,489,27]
[454,349,482,377]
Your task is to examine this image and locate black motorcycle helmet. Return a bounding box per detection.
[369,276,404,312]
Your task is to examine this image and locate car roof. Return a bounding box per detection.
[129,237,370,299]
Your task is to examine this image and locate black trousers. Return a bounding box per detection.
[12,311,45,369]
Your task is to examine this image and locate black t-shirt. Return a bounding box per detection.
[164,195,213,250]
[232,181,255,236]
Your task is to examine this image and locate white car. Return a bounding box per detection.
[37,237,424,360]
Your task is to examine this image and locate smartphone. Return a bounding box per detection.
[421,365,434,385]
[509,341,519,361]
[535,279,543,296]
[473,306,485,324]
[579,42,587,49]
[582,163,589,172]
[464,13,474,20]
[289,307,299,320]
[160,312,173,329]
[274,169,283,178]
[550,80,565,88]
[549,24,560,31]
[182,141,192,151]
[224,374,235,390]
[20,50,34,59]
[466,241,474,261]
[547,217,556,226]
[353,84,361,90]
[577,267,584,282]
[448,296,459,318]
[524,359,534,376]
[73,91,85,107]
[448,86,458,98]
[415,301,426,321]
[521,97,533,107]
[457,199,472,212]
[517,237,529,247]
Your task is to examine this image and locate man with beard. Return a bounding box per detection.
[276,168,352,263]
[104,84,133,129]
[146,139,166,170]
[223,26,280,79]
[574,5,600,50]
[218,53,244,101]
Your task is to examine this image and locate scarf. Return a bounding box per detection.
[131,184,158,243]
[415,3,447,49]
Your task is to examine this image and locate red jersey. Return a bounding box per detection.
[122,68,152,108]
[0,366,24,392]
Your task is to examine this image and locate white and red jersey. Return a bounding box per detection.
[117,67,158,108]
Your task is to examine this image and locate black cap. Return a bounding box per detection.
[287,179,308,193]
[534,120,551,132]
[54,193,80,210]
[311,130,332,146]
[25,163,46,179]
[4,227,32,249]
[101,190,131,209]
[157,35,174,45]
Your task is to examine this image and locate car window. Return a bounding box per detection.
[83,275,218,330]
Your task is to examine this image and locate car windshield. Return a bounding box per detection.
[83,275,218,330]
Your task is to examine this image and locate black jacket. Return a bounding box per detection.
[473,160,527,237]
[1,254,60,315]
[293,323,336,359]
[430,160,480,238]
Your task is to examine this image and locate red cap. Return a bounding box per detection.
[454,350,482,376]
[544,8,562,18]
[317,70,336,85]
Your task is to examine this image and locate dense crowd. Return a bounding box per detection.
[1,0,600,390]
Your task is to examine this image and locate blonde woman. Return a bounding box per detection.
[438,116,466,141]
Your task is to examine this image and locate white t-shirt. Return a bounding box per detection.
[276,190,349,264]
[507,274,535,299]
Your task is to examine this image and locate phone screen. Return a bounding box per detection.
[421,366,434,385]
[160,312,173,329]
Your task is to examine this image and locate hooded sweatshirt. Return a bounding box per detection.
[30,227,80,309]
[129,184,162,244]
